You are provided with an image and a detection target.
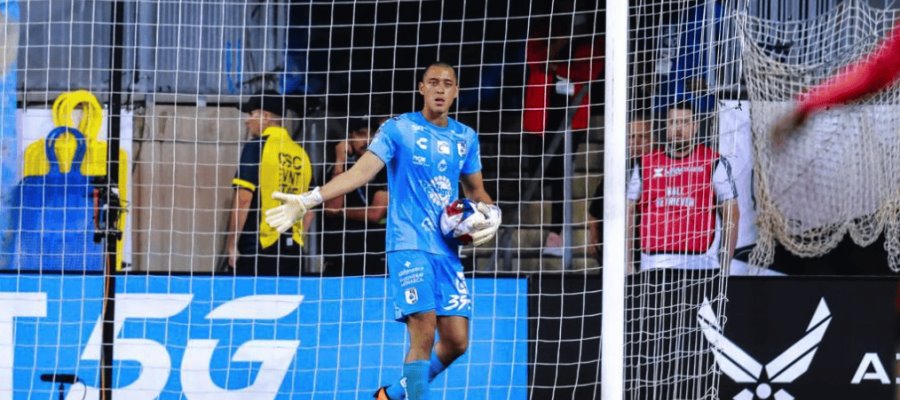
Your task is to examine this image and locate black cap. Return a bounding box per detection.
[240,91,286,117]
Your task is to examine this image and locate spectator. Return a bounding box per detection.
[587,107,653,264]
[225,91,313,276]
[626,101,739,272]
[522,15,604,256]
[321,116,389,276]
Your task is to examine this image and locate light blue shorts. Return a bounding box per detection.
[387,250,472,321]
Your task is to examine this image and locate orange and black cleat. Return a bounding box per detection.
[373,386,390,400]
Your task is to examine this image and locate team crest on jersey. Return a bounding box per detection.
[457,140,467,157]
[405,288,418,305]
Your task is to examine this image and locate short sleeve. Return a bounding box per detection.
[713,158,738,202]
[367,121,397,165]
[461,131,482,175]
[626,164,642,202]
[233,140,261,191]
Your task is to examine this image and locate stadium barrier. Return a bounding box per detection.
[0,273,894,399]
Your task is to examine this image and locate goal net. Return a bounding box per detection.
[615,1,749,399]
[738,0,900,271]
[0,0,742,399]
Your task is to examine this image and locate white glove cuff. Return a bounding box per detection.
[306,187,324,207]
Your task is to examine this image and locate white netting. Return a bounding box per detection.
[738,0,900,271]
[620,1,744,398]
[0,0,751,398]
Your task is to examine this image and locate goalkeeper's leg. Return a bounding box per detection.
[382,316,469,399]
[381,254,471,399]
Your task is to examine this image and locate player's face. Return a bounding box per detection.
[244,109,269,137]
[666,108,696,149]
[348,128,370,156]
[628,119,653,159]
[418,66,458,116]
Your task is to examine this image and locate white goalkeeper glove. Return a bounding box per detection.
[470,202,502,247]
[265,187,324,233]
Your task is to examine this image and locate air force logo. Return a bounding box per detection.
[698,298,831,400]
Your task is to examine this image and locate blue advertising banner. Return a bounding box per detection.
[0,275,527,399]
[0,0,18,269]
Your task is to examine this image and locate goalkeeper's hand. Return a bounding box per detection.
[265,187,324,233]
[470,202,502,247]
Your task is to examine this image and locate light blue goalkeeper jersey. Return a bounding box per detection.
[367,112,482,257]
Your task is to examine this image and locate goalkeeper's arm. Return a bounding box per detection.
[267,152,386,233]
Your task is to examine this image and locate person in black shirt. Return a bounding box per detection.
[587,110,653,268]
[321,116,389,275]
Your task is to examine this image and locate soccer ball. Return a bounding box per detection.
[440,199,486,245]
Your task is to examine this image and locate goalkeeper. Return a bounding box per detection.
[266,62,501,400]
[771,18,900,144]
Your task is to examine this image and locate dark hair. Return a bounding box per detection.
[668,100,694,114]
[420,61,457,82]
[629,98,654,121]
[347,117,369,134]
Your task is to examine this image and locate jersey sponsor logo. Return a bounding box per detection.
[658,165,706,177]
[426,175,453,207]
[437,141,450,155]
[416,137,428,150]
[398,263,425,287]
[698,297,832,400]
[437,159,448,172]
[413,155,428,166]
[457,140,467,157]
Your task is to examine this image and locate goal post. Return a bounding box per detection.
[601,1,629,400]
